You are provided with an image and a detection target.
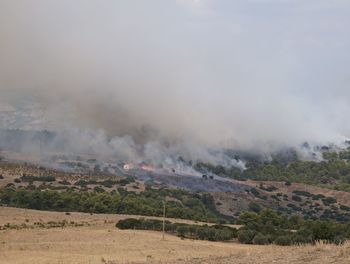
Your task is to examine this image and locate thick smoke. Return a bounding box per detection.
[0,0,350,166]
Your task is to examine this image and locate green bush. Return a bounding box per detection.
[116,218,141,229]
[253,233,269,245]
[101,180,119,188]
[176,225,189,237]
[312,194,325,200]
[340,205,350,211]
[292,190,312,198]
[94,186,105,193]
[237,230,256,244]
[118,177,135,186]
[74,180,89,186]
[287,204,301,211]
[322,197,337,206]
[292,195,302,202]
[274,235,292,246]
[333,235,346,245]
[248,202,262,213]
[292,233,313,245]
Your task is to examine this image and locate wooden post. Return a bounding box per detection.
[162,201,166,241]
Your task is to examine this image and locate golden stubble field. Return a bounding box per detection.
[0,207,350,264]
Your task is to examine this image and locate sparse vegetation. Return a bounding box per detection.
[0,220,86,230]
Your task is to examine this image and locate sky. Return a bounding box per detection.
[0,0,350,157]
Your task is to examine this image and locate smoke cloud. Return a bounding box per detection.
[0,0,350,164]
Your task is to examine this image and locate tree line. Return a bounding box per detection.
[0,185,229,223]
[116,218,237,241]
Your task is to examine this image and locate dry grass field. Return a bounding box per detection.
[0,207,350,264]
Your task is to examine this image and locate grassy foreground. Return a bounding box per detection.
[1,206,350,264]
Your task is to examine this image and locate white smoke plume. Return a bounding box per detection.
[0,0,350,166]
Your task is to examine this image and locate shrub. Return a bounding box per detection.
[312,194,325,200]
[285,181,292,186]
[292,195,302,202]
[101,180,118,188]
[259,184,278,192]
[116,218,141,229]
[309,220,335,241]
[74,180,89,187]
[94,186,105,193]
[20,175,56,183]
[250,188,260,197]
[333,235,346,245]
[287,204,301,211]
[291,235,307,244]
[271,195,280,201]
[58,180,71,185]
[212,225,238,239]
[253,233,269,245]
[340,205,350,211]
[237,230,256,244]
[274,235,292,246]
[177,225,189,238]
[248,202,261,213]
[292,190,312,198]
[118,177,135,186]
[322,197,337,206]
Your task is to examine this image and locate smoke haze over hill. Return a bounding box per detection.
[1,0,350,163]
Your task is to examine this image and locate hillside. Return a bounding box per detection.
[3,158,350,223]
[214,180,350,221]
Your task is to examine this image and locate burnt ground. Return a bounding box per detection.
[129,169,251,193]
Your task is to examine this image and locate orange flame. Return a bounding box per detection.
[141,164,154,172]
